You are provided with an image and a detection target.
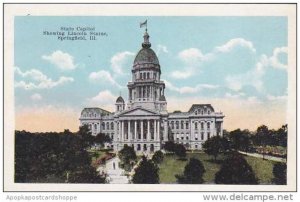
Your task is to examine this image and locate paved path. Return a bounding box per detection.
[239,151,286,163]
[98,157,129,184]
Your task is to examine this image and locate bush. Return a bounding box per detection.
[152,150,164,164]
[174,144,186,159]
[272,162,287,185]
[215,152,258,184]
[176,158,205,184]
[132,156,159,184]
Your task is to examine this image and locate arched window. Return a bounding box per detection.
[147,72,150,79]
[208,110,211,115]
[111,122,114,130]
[102,122,105,130]
[94,124,97,130]
[181,121,184,129]
[195,122,198,130]
[207,132,210,139]
[207,122,210,129]
[201,122,204,129]
[106,122,109,130]
[143,72,146,79]
[186,122,189,129]
[140,73,142,79]
[176,121,179,129]
[171,121,174,129]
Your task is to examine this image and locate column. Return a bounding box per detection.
[163,120,168,142]
[134,120,137,140]
[128,121,131,141]
[147,120,150,140]
[118,121,121,141]
[154,120,157,141]
[220,122,223,136]
[157,120,160,141]
[141,120,144,141]
[121,121,124,141]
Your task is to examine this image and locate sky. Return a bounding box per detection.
[14,16,288,132]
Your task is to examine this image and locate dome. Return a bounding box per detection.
[116,96,124,103]
[133,48,159,66]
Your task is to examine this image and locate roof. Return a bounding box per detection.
[116,96,125,103]
[133,48,160,66]
[81,107,111,116]
[188,104,215,113]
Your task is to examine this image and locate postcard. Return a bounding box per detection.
[3,3,296,191]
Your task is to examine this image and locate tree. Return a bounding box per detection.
[77,125,95,148]
[202,136,224,161]
[215,152,258,184]
[174,144,186,159]
[152,150,164,164]
[15,129,106,183]
[95,132,112,147]
[272,162,287,185]
[164,141,176,152]
[176,158,205,184]
[229,129,252,152]
[131,156,159,184]
[118,145,137,171]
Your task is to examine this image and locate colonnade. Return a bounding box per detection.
[118,119,160,142]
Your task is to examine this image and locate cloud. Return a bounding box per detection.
[170,70,193,79]
[178,48,212,65]
[261,47,288,70]
[171,38,254,80]
[86,90,116,111]
[267,94,287,101]
[110,51,135,75]
[225,46,287,92]
[215,38,256,53]
[156,44,168,55]
[165,80,219,94]
[14,66,74,90]
[89,70,122,88]
[30,93,42,101]
[42,50,77,70]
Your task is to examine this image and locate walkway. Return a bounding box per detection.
[238,151,286,163]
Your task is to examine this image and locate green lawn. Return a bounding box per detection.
[159,152,275,184]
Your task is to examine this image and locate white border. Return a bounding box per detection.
[3,3,297,191]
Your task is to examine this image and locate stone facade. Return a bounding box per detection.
[79,29,224,154]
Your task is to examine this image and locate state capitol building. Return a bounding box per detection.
[80,28,224,153]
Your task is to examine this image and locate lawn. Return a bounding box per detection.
[159,152,276,184]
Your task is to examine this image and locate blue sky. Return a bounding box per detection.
[14,16,288,131]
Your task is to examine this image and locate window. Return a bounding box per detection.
[207,122,210,129]
[106,122,109,130]
[140,73,142,79]
[102,122,105,130]
[111,122,114,130]
[195,111,198,115]
[195,145,198,149]
[147,72,150,79]
[195,122,198,130]
[186,136,189,140]
[201,122,204,129]
[181,121,184,129]
[208,132,210,139]
[94,124,97,130]
[201,110,203,115]
[208,110,211,115]
[186,122,189,129]
[176,121,179,129]
[201,132,204,140]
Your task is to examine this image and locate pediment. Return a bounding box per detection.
[118,107,159,117]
